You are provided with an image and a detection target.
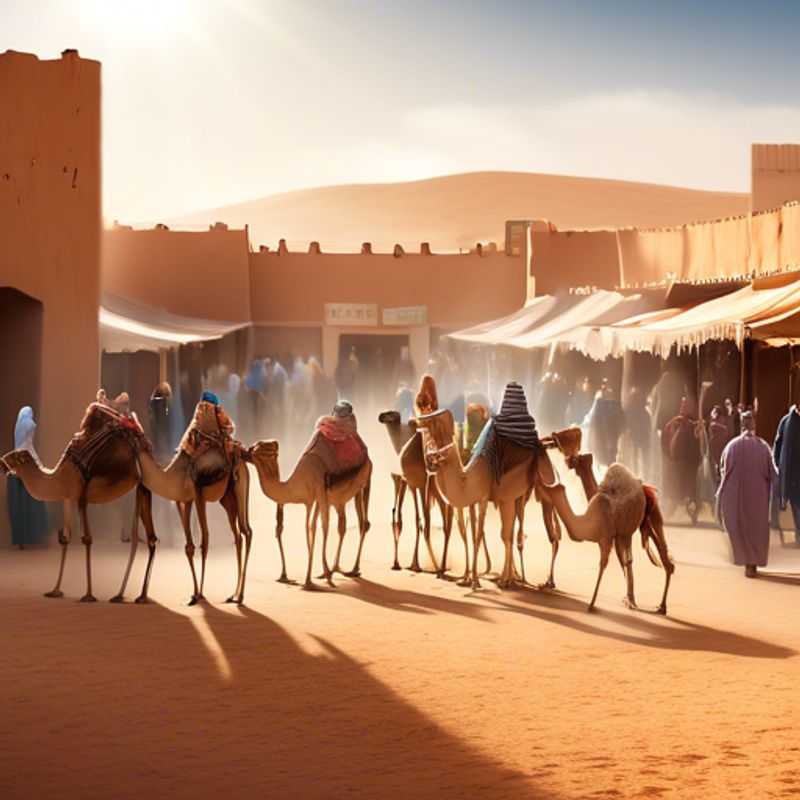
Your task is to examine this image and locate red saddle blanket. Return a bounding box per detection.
[304,415,368,475]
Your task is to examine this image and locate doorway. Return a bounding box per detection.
[0,288,43,451]
[337,333,410,410]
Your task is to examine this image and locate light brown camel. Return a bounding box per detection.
[247,439,372,589]
[419,409,561,590]
[136,428,253,606]
[377,410,452,574]
[538,428,675,613]
[1,406,158,603]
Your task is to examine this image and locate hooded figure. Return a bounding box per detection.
[661,396,702,515]
[717,411,777,575]
[6,407,50,547]
[773,404,800,544]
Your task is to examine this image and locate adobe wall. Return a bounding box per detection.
[752,144,800,213]
[103,225,252,323]
[0,50,101,466]
[248,244,526,329]
[530,229,620,294]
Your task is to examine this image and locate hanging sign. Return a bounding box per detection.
[324,303,378,326]
[382,305,428,326]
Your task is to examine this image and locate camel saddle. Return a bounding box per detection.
[66,402,150,483]
[303,430,368,489]
[469,421,540,484]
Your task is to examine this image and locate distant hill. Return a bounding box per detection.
[173,171,750,253]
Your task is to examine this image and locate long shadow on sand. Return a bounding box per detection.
[0,596,556,800]
[322,574,795,660]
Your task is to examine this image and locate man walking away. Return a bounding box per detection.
[774,403,800,545]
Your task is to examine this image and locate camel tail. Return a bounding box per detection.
[640,484,665,568]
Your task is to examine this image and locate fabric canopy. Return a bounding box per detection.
[448,294,560,345]
[604,271,800,358]
[504,290,647,351]
[100,292,248,352]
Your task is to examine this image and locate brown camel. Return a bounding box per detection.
[247,439,372,589]
[538,428,675,613]
[418,409,561,590]
[136,426,253,606]
[377,410,451,574]
[1,406,158,603]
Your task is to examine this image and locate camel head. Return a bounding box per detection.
[2,449,36,474]
[551,427,582,460]
[249,439,279,463]
[416,409,455,472]
[567,452,594,473]
[377,410,401,426]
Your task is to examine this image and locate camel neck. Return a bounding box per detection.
[433,442,486,507]
[12,459,75,502]
[253,457,305,504]
[547,485,594,542]
[385,422,413,455]
[138,449,188,502]
[577,466,598,500]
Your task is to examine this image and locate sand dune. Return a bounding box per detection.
[173,171,749,252]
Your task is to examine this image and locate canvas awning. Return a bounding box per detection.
[503,289,649,351]
[603,270,800,358]
[447,294,559,345]
[100,292,249,353]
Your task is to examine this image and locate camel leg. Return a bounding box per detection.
[588,540,613,611]
[469,502,486,591]
[194,497,211,602]
[135,486,158,604]
[437,498,453,578]
[346,490,367,577]
[452,507,471,586]
[234,469,254,605]
[302,503,319,590]
[538,500,561,590]
[615,535,637,609]
[496,501,519,590]
[421,477,441,575]
[78,499,97,602]
[45,499,73,598]
[111,487,142,602]
[515,495,527,584]
[319,503,335,587]
[331,506,347,573]
[408,488,423,572]
[221,487,243,603]
[481,506,492,575]
[391,478,407,570]
[178,501,202,604]
[645,518,675,615]
[275,504,293,583]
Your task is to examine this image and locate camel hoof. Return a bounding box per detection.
[391,564,402,571]
[622,597,638,610]
[44,590,64,598]
[276,575,295,584]
[536,581,556,591]
[134,596,149,605]
[302,581,320,592]
[224,596,237,603]
[79,594,97,603]
[408,565,423,573]
[456,577,472,587]
[656,604,667,615]
[109,594,125,604]
[587,605,598,613]
[315,572,328,580]
[188,594,204,606]
[343,570,361,578]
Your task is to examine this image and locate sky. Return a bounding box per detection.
[3,0,800,221]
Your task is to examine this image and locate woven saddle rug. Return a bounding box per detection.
[468,383,540,484]
[303,415,368,485]
[65,403,149,483]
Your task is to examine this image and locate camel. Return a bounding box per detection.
[418,409,561,590]
[135,416,253,606]
[1,406,158,603]
[247,439,372,589]
[539,427,675,613]
[377,410,452,575]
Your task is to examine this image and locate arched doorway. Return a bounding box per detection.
[0,288,43,451]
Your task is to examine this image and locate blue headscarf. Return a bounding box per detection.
[14,407,38,455]
[201,391,220,406]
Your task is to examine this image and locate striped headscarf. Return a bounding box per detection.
[494,382,539,448]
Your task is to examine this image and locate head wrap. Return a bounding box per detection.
[201,390,220,406]
[14,406,37,453]
[333,400,353,418]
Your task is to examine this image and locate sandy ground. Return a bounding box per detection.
[1,457,799,800]
[174,171,749,251]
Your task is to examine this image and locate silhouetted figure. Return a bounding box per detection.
[662,397,702,522]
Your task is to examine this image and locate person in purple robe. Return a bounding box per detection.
[716,411,777,578]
